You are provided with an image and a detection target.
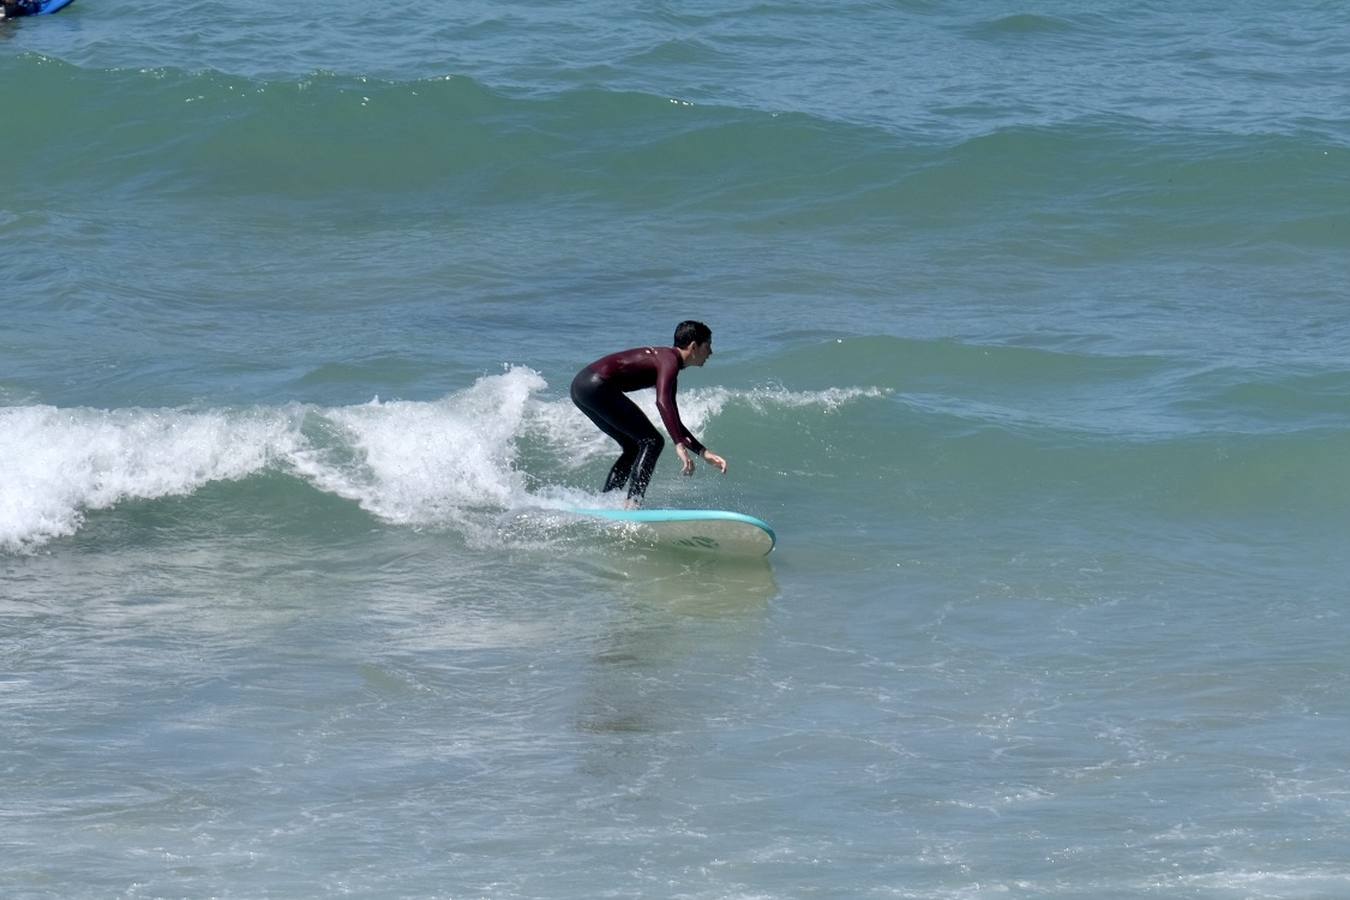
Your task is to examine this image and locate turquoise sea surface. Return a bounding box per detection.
[4,2,1350,897]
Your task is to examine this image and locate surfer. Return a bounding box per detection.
[571,320,728,507]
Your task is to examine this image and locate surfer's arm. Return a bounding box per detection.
[653,353,706,456]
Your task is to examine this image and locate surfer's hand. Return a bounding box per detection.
[702,451,727,474]
[677,444,695,475]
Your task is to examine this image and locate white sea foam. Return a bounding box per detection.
[291,366,547,524]
[0,403,303,551]
[0,370,885,550]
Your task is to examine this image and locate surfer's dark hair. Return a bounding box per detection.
[674,320,711,348]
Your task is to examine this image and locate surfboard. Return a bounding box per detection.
[570,508,776,557]
[37,0,76,14]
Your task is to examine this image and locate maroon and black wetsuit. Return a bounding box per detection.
[570,346,705,500]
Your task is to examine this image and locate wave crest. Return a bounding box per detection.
[0,370,881,551]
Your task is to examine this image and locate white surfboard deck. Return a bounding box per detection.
[569,508,776,556]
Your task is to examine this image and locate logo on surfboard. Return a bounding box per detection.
[675,535,721,550]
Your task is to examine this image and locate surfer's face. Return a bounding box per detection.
[687,340,713,367]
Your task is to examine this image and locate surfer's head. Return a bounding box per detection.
[674,320,713,367]
[674,320,711,350]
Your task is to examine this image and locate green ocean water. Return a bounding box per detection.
[4,2,1350,897]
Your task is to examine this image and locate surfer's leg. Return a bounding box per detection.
[571,371,664,498]
[602,442,638,492]
[591,394,663,500]
[598,407,662,499]
[623,432,663,501]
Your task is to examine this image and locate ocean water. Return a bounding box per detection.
[4,1,1350,897]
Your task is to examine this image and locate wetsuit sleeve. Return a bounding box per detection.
[654,353,706,456]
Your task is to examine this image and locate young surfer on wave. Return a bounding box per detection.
[571,320,728,508]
